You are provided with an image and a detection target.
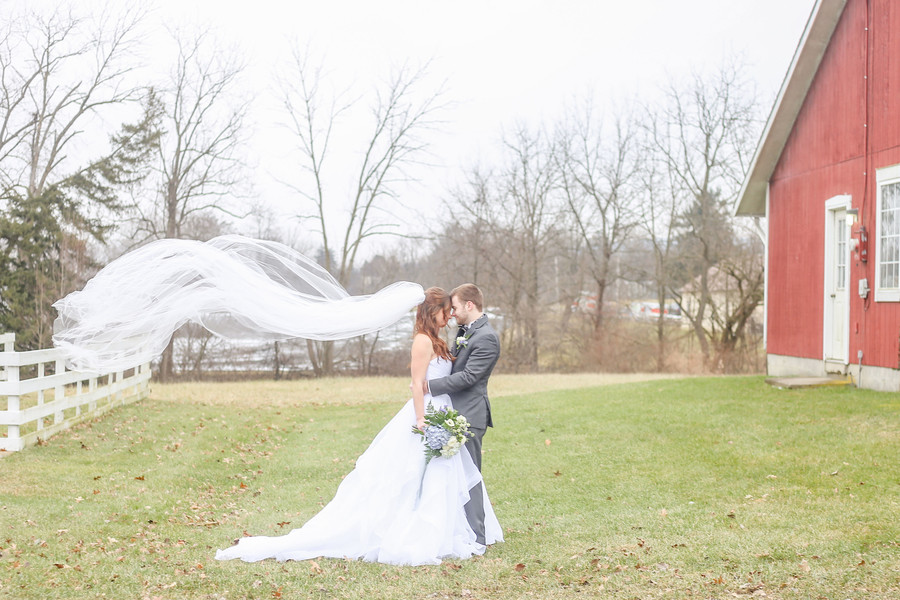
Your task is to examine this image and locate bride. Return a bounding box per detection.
[215,286,503,566]
[52,237,501,566]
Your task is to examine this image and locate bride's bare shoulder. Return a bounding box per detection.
[411,333,432,351]
[411,333,437,361]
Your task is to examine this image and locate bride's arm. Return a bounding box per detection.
[410,334,432,431]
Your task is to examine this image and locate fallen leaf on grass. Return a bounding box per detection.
[514,563,525,572]
[545,439,551,446]
[309,560,323,574]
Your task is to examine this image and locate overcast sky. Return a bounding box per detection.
[25,0,818,245]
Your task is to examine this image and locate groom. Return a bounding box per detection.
[427,283,500,545]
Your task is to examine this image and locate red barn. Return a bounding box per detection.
[736,0,900,390]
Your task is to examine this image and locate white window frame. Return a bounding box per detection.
[875,164,900,302]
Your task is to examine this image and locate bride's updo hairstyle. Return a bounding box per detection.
[414,286,452,361]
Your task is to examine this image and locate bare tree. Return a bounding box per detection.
[0,8,144,198]
[278,49,444,375]
[555,101,642,334]
[499,125,560,370]
[430,166,495,287]
[646,59,763,371]
[439,125,559,372]
[130,28,249,243]
[634,148,683,372]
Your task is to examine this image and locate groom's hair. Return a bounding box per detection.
[451,283,483,311]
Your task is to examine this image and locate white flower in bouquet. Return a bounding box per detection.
[441,436,462,457]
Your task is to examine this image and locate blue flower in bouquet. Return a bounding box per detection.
[424,425,451,451]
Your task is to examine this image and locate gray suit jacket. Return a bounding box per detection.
[429,315,500,429]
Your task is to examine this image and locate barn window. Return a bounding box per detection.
[875,164,900,301]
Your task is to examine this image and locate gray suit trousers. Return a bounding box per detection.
[464,426,486,545]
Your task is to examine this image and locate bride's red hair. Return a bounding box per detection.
[414,287,452,361]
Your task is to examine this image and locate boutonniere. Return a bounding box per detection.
[455,332,472,349]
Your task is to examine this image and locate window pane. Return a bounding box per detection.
[837,215,847,289]
[882,264,896,289]
[880,182,900,290]
[885,182,900,211]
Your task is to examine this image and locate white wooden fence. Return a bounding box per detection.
[0,333,151,452]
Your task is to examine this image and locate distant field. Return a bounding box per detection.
[149,371,685,406]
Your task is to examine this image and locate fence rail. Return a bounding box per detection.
[0,334,150,452]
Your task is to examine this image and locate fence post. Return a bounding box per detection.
[37,361,45,432]
[6,362,21,451]
[75,377,83,418]
[0,332,13,383]
[90,375,97,411]
[54,358,65,424]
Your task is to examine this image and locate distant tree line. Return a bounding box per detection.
[0,6,765,379]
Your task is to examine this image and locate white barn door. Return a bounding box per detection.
[824,196,851,370]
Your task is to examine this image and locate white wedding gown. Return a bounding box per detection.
[215,358,503,566]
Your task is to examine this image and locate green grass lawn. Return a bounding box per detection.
[0,376,897,599]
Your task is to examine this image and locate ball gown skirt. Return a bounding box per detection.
[215,358,502,566]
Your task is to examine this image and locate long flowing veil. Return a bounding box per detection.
[52,235,425,372]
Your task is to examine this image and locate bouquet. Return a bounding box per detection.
[412,402,470,465]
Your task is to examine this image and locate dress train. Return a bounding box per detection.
[215,358,502,566]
